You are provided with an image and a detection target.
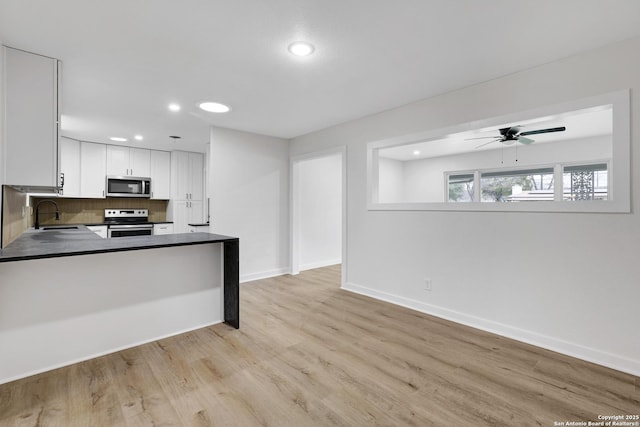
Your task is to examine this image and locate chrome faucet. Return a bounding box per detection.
[35,200,60,229]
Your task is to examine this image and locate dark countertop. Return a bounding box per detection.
[0,226,237,263]
[54,221,174,227]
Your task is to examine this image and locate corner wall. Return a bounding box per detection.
[209,126,290,282]
[0,41,5,244]
[290,37,640,375]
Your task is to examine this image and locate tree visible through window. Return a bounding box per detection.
[481,168,554,202]
[448,174,474,202]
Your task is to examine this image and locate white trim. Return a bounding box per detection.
[290,146,347,287]
[240,267,291,283]
[367,89,630,213]
[342,281,640,377]
[299,259,342,272]
[0,320,222,385]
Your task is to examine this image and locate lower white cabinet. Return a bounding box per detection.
[87,225,107,238]
[153,223,174,235]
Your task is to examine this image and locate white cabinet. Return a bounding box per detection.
[87,225,107,238]
[60,140,107,198]
[170,151,205,233]
[171,200,204,233]
[153,223,174,235]
[171,151,204,201]
[107,145,150,177]
[81,142,107,198]
[3,46,60,187]
[59,138,81,197]
[150,150,171,199]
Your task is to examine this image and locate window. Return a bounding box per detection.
[445,163,607,203]
[368,90,629,213]
[447,174,474,202]
[563,163,608,201]
[481,168,554,202]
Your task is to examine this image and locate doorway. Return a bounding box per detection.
[290,147,346,287]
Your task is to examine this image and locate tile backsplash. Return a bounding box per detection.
[30,197,169,226]
[1,186,29,248]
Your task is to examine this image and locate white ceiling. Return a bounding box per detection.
[379,106,613,161]
[1,1,640,152]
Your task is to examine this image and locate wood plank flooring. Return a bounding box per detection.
[1,265,638,426]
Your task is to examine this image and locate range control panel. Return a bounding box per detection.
[104,209,149,219]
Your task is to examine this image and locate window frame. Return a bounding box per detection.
[445,161,610,203]
[367,90,629,213]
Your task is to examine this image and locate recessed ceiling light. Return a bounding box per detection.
[288,41,315,56]
[110,137,128,142]
[134,135,144,141]
[413,150,421,156]
[199,102,231,113]
[168,103,181,112]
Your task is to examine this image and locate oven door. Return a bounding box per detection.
[108,224,154,238]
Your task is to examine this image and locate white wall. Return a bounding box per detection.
[378,157,404,203]
[0,40,5,223]
[290,37,640,375]
[297,153,342,271]
[209,126,290,282]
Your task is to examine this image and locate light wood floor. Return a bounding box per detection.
[1,265,638,426]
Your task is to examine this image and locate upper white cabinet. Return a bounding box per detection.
[171,151,204,201]
[60,139,106,198]
[59,138,81,197]
[106,145,150,177]
[3,46,60,187]
[150,150,171,199]
[81,142,107,198]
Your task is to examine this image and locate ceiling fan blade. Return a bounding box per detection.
[475,138,501,149]
[519,126,566,136]
[518,136,534,145]
[465,136,501,141]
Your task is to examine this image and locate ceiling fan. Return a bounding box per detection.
[468,126,566,149]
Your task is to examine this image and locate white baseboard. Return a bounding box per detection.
[299,258,341,272]
[241,267,290,283]
[343,281,640,377]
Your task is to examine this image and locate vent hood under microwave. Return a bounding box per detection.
[106,176,151,198]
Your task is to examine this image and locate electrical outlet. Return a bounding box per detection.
[424,278,432,291]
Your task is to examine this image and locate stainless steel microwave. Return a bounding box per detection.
[106,176,151,198]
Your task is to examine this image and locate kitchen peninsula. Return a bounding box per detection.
[0,228,239,384]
